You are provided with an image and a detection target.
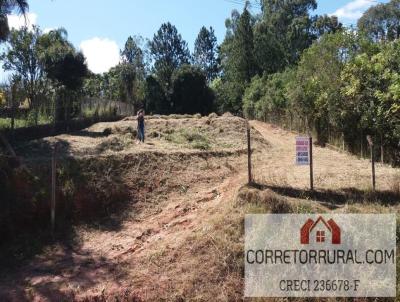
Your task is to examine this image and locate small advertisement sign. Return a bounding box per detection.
[296,137,310,165]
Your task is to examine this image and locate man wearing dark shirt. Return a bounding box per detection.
[137,109,145,143]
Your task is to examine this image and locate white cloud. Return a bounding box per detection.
[7,12,37,30]
[331,0,377,21]
[80,37,120,74]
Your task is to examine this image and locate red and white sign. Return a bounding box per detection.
[296,137,310,165]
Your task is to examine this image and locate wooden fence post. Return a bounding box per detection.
[309,136,314,191]
[367,135,376,192]
[51,144,57,236]
[247,120,252,184]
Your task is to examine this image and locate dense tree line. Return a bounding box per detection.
[1,5,218,125]
[83,23,216,115]
[0,0,399,164]
[241,0,400,165]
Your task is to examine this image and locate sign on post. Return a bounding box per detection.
[296,136,314,191]
[296,137,310,165]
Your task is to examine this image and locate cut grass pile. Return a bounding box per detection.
[165,128,211,150]
[14,114,268,158]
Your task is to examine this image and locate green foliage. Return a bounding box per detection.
[121,35,146,77]
[149,22,190,94]
[118,36,146,108]
[0,0,28,42]
[358,0,400,42]
[243,75,266,119]
[84,36,147,111]
[218,0,342,115]
[253,22,286,74]
[211,77,245,114]
[217,6,257,114]
[193,26,219,82]
[311,14,342,37]
[341,40,400,159]
[171,65,214,115]
[144,75,167,114]
[221,6,257,85]
[256,0,341,69]
[246,25,400,164]
[243,69,294,123]
[2,26,45,124]
[40,28,88,121]
[260,0,316,64]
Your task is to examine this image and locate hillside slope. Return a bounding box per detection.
[0,117,399,301]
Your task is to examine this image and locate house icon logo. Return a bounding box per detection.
[300,216,341,245]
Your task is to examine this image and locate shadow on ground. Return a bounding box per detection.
[0,241,135,301]
[250,183,400,206]
[73,130,109,138]
[0,139,135,276]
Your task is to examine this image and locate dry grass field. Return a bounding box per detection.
[0,115,399,301]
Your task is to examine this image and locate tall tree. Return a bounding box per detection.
[233,5,257,84]
[216,5,257,113]
[149,22,190,94]
[0,0,28,42]
[311,14,343,37]
[121,35,145,81]
[2,25,44,124]
[40,28,88,121]
[193,26,219,82]
[358,0,400,42]
[260,0,317,64]
[119,36,146,108]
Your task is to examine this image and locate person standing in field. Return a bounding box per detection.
[137,109,145,143]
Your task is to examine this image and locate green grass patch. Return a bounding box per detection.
[165,129,211,150]
[0,115,52,129]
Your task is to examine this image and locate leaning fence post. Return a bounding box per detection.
[51,144,57,236]
[247,120,252,184]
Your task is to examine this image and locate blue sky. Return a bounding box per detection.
[4,0,389,76]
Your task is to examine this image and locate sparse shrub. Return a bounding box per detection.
[191,140,211,150]
[236,186,293,213]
